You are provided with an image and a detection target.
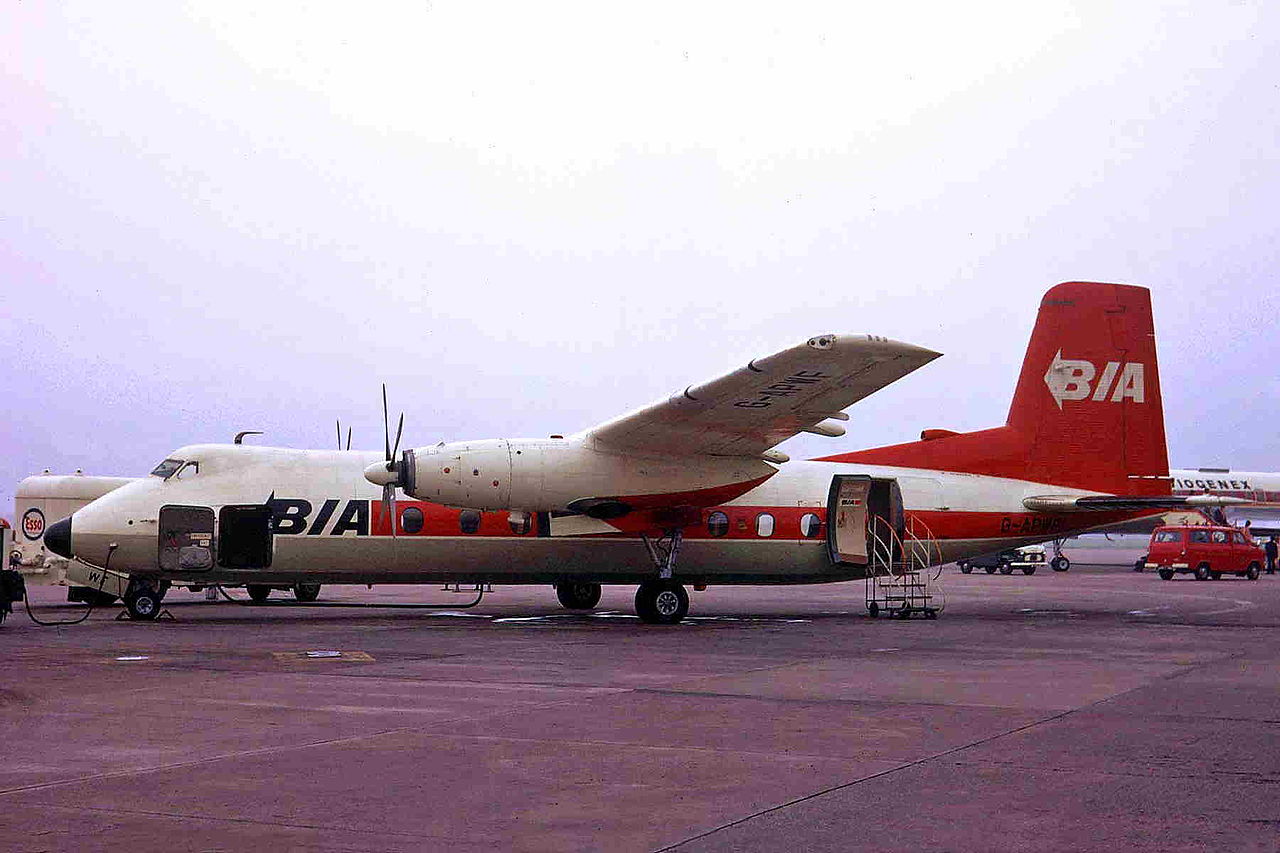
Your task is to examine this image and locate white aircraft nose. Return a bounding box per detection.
[364,460,396,487]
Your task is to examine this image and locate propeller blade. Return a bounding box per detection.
[346,426,352,451]
[382,384,391,462]
[382,483,397,539]
[336,419,342,451]
[391,412,404,463]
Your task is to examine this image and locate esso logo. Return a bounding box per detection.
[22,508,46,541]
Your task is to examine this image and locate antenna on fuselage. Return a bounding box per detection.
[234,430,264,445]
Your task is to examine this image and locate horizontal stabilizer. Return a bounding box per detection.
[1023,494,1252,513]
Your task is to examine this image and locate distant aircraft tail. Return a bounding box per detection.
[824,282,1170,495]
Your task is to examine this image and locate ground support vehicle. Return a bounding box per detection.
[956,545,1046,576]
[1144,525,1263,581]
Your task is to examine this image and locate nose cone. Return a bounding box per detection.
[364,460,396,487]
[45,516,72,559]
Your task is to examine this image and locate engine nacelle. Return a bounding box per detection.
[399,437,775,516]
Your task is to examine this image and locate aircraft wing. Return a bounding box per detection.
[580,334,941,457]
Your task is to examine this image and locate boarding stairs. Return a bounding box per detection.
[865,517,945,619]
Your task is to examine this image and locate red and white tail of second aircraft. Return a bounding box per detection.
[47,281,1243,623]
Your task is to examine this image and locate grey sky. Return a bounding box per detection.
[3,2,1278,518]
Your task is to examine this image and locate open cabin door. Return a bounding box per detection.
[218,504,274,569]
[158,505,215,571]
[827,475,904,569]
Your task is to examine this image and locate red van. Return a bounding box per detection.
[1144,525,1264,581]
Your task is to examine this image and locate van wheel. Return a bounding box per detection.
[1158,569,1174,581]
[1247,563,1261,581]
[1210,571,1222,581]
[958,562,972,574]
[998,560,1014,575]
[1194,564,1210,581]
[868,602,880,618]
[246,584,272,603]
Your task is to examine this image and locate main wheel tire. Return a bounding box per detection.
[1022,565,1037,575]
[1210,571,1222,581]
[999,560,1014,575]
[246,584,272,603]
[868,602,880,618]
[1194,564,1210,581]
[1133,557,1146,573]
[959,562,972,574]
[293,583,321,602]
[1247,562,1261,581]
[1051,556,1071,572]
[984,565,997,574]
[555,582,602,610]
[634,580,689,625]
[1158,569,1174,581]
[124,584,162,621]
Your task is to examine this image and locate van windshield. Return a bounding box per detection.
[1153,530,1182,543]
[150,459,185,480]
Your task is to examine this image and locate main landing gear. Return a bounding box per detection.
[636,527,691,624]
[555,582,602,610]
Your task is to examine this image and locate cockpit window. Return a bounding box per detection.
[150,459,185,479]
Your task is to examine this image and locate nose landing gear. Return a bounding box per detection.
[122,579,169,621]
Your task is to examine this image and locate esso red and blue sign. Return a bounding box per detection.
[22,508,45,541]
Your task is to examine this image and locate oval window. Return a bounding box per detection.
[459,510,481,534]
[707,511,729,538]
[400,506,424,535]
[800,512,822,538]
[756,513,775,537]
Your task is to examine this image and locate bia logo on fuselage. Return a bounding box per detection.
[1043,350,1146,410]
[268,498,369,536]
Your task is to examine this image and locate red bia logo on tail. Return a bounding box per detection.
[1043,350,1146,410]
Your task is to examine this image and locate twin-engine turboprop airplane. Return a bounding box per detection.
[46,282,1242,623]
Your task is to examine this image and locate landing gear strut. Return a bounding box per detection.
[637,527,690,624]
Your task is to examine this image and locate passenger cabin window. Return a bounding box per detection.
[800,513,822,538]
[1211,530,1228,544]
[756,513,775,537]
[401,507,424,535]
[150,458,185,480]
[1153,530,1182,543]
[707,511,729,538]
[1190,530,1209,543]
[459,510,481,534]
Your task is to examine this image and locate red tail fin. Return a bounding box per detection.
[823,282,1170,494]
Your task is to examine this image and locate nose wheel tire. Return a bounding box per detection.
[293,583,321,602]
[1051,556,1071,572]
[635,580,689,625]
[123,582,163,621]
[555,582,602,610]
